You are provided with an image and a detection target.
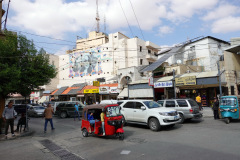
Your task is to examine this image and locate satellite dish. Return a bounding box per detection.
[177,60,182,64]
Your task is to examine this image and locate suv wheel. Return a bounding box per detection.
[122,116,127,126]
[179,113,185,123]
[148,118,161,131]
[60,111,67,118]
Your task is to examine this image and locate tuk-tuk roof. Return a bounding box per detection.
[221,95,240,99]
[82,104,118,112]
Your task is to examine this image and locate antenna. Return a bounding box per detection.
[96,0,100,33]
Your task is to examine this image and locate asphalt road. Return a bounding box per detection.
[1,116,240,160]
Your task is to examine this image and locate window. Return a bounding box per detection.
[149,62,153,65]
[188,100,198,107]
[117,102,123,105]
[135,102,143,109]
[114,36,117,38]
[165,101,176,107]
[123,102,134,109]
[157,101,164,107]
[140,46,142,52]
[176,100,188,107]
[143,101,160,109]
[148,49,151,53]
[140,59,143,65]
[231,86,234,95]
[66,104,74,108]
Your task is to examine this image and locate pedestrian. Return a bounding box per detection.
[212,97,220,119]
[100,108,105,136]
[196,94,202,110]
[2,101,17,139]
[74,102,80,121]
[43,103,55,133]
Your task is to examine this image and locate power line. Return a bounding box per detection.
[118,0,134,38]
[128,0,145,41]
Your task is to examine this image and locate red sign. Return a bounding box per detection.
[149,77,154,86]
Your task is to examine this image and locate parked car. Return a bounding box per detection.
[157,99,203,123]
[27,106,45,117]
[55,102,85,118]
[119,100,180,131]
[53,101,84,113]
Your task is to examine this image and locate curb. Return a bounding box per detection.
[0,130,35,141]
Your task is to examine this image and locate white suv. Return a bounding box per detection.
[120,100,180,131]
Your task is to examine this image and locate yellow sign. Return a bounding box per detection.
[84,89,99,94]
[175,76,196,86]
[93,81,100,87]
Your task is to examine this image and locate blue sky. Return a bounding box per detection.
[3,0,240,54]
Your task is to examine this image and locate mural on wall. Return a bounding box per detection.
[69,47,112,77]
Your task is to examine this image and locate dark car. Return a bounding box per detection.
[13,104,31,115]
[55,102,84,118]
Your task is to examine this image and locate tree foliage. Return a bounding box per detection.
[0,31,57,98]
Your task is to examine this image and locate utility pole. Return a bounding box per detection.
[0,0,3,30]
[4,0,10,30]
[173,69,177,99]
[217,61,222,98]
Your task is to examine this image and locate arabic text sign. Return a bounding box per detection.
[84,89,99,94]
[154,81,173,88]
[175,76,196,86]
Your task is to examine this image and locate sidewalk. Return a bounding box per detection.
[0,125,34,141]
[202,107,213,118]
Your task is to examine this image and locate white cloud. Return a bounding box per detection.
[202,4,239,21]
[159,26,173,35]
[211,16,240,33]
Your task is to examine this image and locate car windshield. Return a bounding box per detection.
[220,98,236,106]
[143,101,161,109]
[106,106,121,117]
[34,106,45,110]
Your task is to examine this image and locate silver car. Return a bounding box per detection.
[157,99,202,123]
[27,106,45,117]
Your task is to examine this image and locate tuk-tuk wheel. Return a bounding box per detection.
[119,133,124,140]
[225,118,230,124]
[82,128,88,137]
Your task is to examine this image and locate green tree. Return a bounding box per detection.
[0,31,57,115]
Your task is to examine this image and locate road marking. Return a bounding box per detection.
[120,150,131,155]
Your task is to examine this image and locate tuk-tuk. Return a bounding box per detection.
[81,104,124,140]
[219,95,240,124]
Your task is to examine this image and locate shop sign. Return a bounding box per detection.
[110,87,120,93]
[99,86,110,94]
[149,77,154,86]
[154,81,173,88]
[175,76,196,86]
[84,89,99,94]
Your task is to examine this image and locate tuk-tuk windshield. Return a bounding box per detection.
[220,98,236,106]
[106,106,121,117]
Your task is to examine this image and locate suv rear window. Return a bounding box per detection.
[188,100,198,107]
[166,101,176,107]
[176,100,188,107]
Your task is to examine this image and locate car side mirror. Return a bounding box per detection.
[141,106,146,110]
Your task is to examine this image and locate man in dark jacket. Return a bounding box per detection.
[212,97,220,119]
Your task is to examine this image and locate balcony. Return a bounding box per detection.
[146,53,158,61]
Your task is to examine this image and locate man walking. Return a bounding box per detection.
[212,97,220,119]
[44,103,55,133]
[74,102,80,121]
[196,94,202,110]
[2,101,17,139]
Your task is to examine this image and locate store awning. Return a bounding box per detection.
[129,88,153,98]
[50,89,59,95]
[53,86,68,95]
[156,76,173,82]
[117,88,128,98]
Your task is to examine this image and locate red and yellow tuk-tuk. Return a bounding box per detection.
[81,104,124,140]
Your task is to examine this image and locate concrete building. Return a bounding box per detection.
[224,38,240,95]
[56,31,160,88]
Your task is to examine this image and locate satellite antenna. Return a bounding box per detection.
[176,59,182,64]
